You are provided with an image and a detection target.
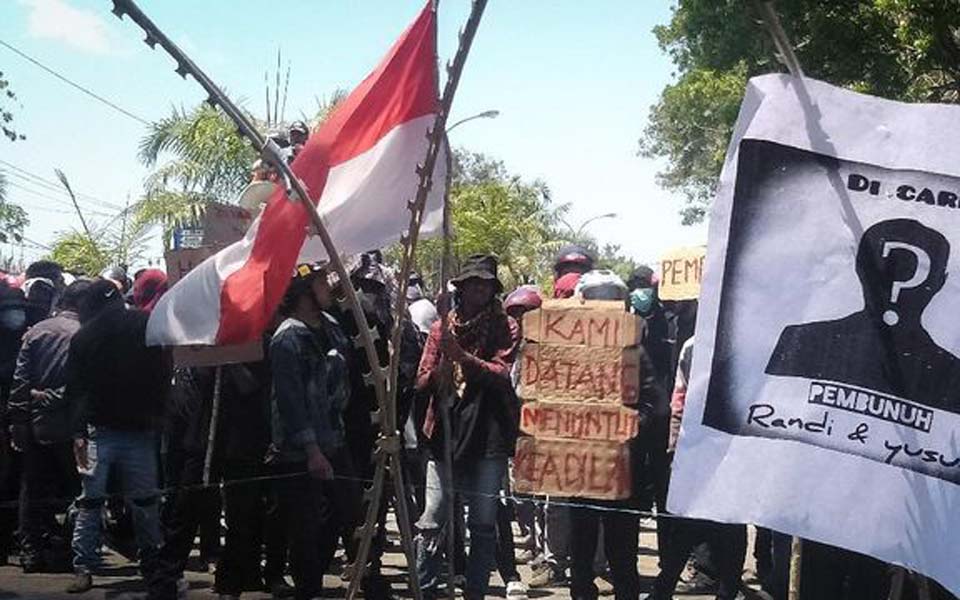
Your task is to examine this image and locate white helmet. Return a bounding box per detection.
[575,269,628,301]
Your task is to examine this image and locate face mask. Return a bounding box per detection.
[630,288,655,315]
[0,308,26,332]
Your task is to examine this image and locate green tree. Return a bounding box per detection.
[641,1,960,224]
[397,150,571,292]
[0,172,29,244]
[1,72,25,142]
[135,90,347,250]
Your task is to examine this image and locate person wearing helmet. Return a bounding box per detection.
[99,265,131,296]
[268,262,361,599]
[289,120,310,158]
[567,271,665,600]
[553,244,594,279]
[415,255,521,600]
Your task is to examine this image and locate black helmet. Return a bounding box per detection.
[553,244,594,274]
[99,265,131,293]
[289,120,309,136]
[281,262,329,314]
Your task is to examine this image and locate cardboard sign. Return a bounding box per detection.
[513,437,631,500]
[202,202,252,247]
[520,344,640,405]
[523,299,644,348]
[659,246,706,301]
[520,402,639,443]
[164,214,261,368]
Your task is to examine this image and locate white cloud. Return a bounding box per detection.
[19,0,112,54]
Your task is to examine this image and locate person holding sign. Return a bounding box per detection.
[415,255,521,600]
[564,271,665,600]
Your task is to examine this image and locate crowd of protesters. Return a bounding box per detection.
[0,212,956,598]
[0,247,944,600]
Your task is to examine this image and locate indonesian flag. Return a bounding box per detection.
[146,2,444,346]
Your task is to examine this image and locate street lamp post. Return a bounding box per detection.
[574,212,618,237]
[446,109,500,133]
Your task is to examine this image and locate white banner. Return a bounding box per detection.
[669,74,960,595]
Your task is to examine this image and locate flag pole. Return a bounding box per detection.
[788,536,803,600]
[202,366,222,486]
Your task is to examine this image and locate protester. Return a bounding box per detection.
[22,278,56,326]
[646,335,747,600]
[289,121,310,158]
[337,251,422,599]
[151,366,225,599]
[563,270,663,600]
[529,250,596,587]
[0,281,27,566]
[8,279,91,573]
[66,279,170,594]
[99,265,131,295]
[496,285,543,598]
[415,254,521,600]
[215,357,291,599]
[132,269,168,313]
[269,262,361,600]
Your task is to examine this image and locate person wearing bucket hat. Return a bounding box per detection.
[268,261,362,599]
[415,254,521,600]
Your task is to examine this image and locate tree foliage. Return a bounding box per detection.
[641,1,960,223]
[0,72,25,143]
[0,172,29,245]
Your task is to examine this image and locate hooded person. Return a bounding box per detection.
[22,278,57,327]
[66,278,170,593]
[131,269,168,313]
[414,254,521,600]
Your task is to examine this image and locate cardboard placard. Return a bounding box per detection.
[522,299,644,348]
[164,213,261,368]
[202,202,252,247]
[520,402,639,443]
[659,246,706,301]
[513,437,631,500]
[519,344,640,405]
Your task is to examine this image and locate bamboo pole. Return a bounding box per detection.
[788,536,803,600]
[202,366,222,486]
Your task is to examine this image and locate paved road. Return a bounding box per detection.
[0,522,763,599]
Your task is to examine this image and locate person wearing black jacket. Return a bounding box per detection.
[0,281,27,566]
[8,279,91,572]
[66,279,170,594]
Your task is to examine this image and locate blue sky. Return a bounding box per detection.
[0,0,707,269]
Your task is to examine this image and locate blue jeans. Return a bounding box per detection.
[72,427,161,574]
[416,457,506,599]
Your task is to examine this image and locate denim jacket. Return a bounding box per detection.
[269,314,350,461]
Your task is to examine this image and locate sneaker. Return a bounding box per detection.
[506,580,528,598]
[66,571,93,594]
[528,564,564,588]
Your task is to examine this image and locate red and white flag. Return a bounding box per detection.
[147,2,444,346]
